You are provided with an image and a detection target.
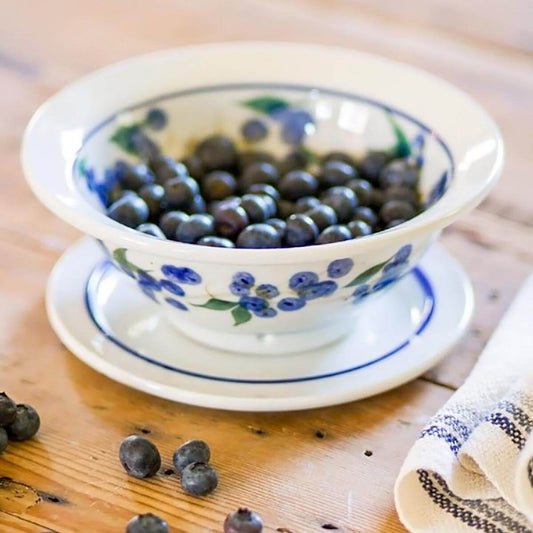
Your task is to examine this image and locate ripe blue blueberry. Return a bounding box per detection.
[238,151,277,172]
[195,134,238,171]
[279,149,309,174]
[318,161,356,188]
[294,196,320,213]
[0,427,7,453]
[347,220,372,239]
[180,462,218,496]
[107,195,150,229]
[278,171,318,201]
[255,284,279,299]
[247,183,280,202]
[236,224,282,249]
[224,508,264,533]
[289,271,319,291]
[233,272,255,287]
[241,118,268,142]
[346,179,373,206]
[277,297,306,311]
[136,223,166,239]
[161,265,202,285]
[154,159,189,185]
[265,218,286,239]
[214,206,249,240]
[383,185,418,205]
[197,236,235,248]
[386,218,406,229]
[181,155,205,181]
[202,171,237,201]
[305,204,338,232]
[352,206,378,228]
[175,214,215,243]
[359,150,392,185]
[145,108,168,131]
[379,200,415,224]
[322,151,357,168]
[285,214,318,247]
[165,297,188,310]
[6,404,40,441]
[0,392,16,426]
[239,296,268,312]
[280,109,314,145]
[321,186,358,223]
[241,162,279,190]
[276,199,296,220]
[379,160,419,189]
[118,164,155,191]
[126,513,169,533]
[327,258,354,278]
[119,435,161,479]
[316,225,352,244]
[158,211,189,239]
[240,194,271,224]
[160,279,185,296]
[164,176,200,210]
[138,183,165,218]
[173,439,211,473]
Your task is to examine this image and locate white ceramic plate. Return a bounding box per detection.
[47,238,473,412]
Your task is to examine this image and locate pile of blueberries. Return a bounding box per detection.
[121,435,263,533]
[105,131,422,248]
[0,392,40,452]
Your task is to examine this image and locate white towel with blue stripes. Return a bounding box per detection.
[395,274,533,532]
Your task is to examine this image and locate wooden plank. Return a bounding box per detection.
[0,512,52,533]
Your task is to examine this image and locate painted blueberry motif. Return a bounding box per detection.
[372,278,397,292]
[352,284,370,302]
[230,282,251,297]
[289,271,319,291]
[137,272,161,290]
[327,258,354,279]
[253,307,277,318]
[239,296,268,312]
[165,297,188,311]
[232,272,255,288]
[145,108,168,131]
[299,280,338,300]
[394,244,412,264]
[161,265,202,285]
[277,297,306,311]
[255,284,279,299]
[280,109,315,145]
[160,279,185,296]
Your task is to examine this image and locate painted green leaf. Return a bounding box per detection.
[110,124,143,155]
[385,111,411,158]
[194,299,238,311]
[232,305,252,326]
[345,261,388,288]
[112,248,140,274]
[242,96,290,115]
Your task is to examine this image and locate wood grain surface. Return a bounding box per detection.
[1,1,532,532]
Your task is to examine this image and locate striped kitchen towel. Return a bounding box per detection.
[395,274,533,532]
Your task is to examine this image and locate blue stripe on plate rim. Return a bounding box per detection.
[84,260,436,385]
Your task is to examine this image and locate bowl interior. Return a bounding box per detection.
[73,83,453,213]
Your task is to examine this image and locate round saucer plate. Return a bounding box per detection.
[46,238,473,412]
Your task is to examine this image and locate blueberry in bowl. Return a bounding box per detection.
[23,43,503,355]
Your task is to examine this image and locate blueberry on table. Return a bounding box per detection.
[352,206,378,228]
[119,435,161,479]
[158,211,189,239]
[321,186,358,223]
[138,183,165,218]
[164,176,200,210]
[278,170,318,201]
[322,151,357,168]
[379,160,419,189]
[359,150,392,185]
[241,118,268,142]
[107,195,149,229]
[294,196,320,213]
[347,178,373,206]
[175,214,215,244]
[279,149,309,174]
[180,462,218,496]
[0,428,7,453]
[181,155,206,181]
[0,392,17,426]
[265,218,286,239]
[318,161,356,188]
[202,171,237,201]
[224,508,264,533]
[285,214,319,247]
[316,224,352,244]
[136,223,166,239]
[214,206,249,240]
[236,224,282,249]
[305,204,338,232]
[126,513,169,533]
[347,219,373,238]
[247,183,280,202]
[173,439,211,473]
[118,164,155,191]
[240,194,271,224]
[197,236,235,248]
[6,404,40,441]
[240,162,279,190]
[195,134,238,171]
[379,200,416,224]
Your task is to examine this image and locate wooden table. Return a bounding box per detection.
[1,1,532,531]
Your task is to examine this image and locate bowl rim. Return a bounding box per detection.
[21,41,504,265]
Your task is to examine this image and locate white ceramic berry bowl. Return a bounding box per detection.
[22,42,503,355]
